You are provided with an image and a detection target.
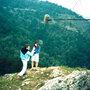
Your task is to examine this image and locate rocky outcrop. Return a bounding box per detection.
[39,70,90,90]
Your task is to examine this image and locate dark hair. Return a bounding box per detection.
[21,44,30,55]
[35,40,39,44]
[34,41,39,47]
[24,44,30,49]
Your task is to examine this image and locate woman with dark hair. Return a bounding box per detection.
[31,41,41,69]
[18,44,32,77]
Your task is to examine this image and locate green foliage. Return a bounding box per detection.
[0,0,90,74]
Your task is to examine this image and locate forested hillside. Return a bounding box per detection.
[0,0,90,75]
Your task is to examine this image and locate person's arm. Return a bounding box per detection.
[31,47,35,55]
[27,51,33,56]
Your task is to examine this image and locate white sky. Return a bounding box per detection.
[42,0,90,19]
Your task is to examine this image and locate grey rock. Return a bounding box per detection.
[39,70,90,90]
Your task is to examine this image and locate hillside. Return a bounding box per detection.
[0,66,90,90]
[0,0,90,75]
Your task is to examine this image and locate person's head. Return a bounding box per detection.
[34,43,38,47]
[21,44,30,54]
[34,41,39,47]
[25,44,30,50]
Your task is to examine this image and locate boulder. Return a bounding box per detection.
[39,70,90,90]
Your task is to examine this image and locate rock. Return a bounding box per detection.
[86,70,90,88]
[39,77,64,90]
[39,70,90,90]
[18,88,21,90]
[21,78,31,86]
[50,68,63,78]
[47,66,64,78]
[3,73,16,80]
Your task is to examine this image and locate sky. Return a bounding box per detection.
[42,0,90,19]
